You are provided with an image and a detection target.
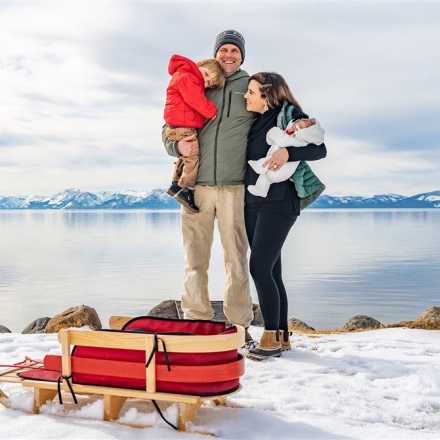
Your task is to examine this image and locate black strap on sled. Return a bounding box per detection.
[145,334,171,372]
[145,334,176,429]
[57,375,78,405]
[152,400,179,431]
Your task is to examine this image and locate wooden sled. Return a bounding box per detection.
[0,319,245,433]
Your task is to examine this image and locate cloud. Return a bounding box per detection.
[0,0,439,195]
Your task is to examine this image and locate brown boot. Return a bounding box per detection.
[246,330,282,360]
[280,330,292,351]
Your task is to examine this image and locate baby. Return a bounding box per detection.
[164,54,225,213]
[247,118,325,198]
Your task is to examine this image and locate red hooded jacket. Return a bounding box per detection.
[164,54,217,128]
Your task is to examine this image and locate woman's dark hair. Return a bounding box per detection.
[248,72,303,111]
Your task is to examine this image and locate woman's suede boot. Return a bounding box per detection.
[246,330,282,360]
[280,330,292,351]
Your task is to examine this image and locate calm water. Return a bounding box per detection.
[0,209,439,332]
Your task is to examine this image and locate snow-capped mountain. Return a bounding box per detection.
[0,189,439,209]
[0,188,179,209]
[312,191,440,208]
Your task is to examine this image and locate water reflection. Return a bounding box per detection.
[0,209,438,331]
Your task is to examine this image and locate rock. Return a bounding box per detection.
[288,318,315,332]
[45,305,102,333]
[385,320,414,328]
[0,325,11,333]
[410,306,440,330]
[343,315,384,331]
[149,300,265,326]
[148,300,179,319]
[22,317,51,334]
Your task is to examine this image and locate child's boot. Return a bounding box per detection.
[167,181,181,197]
[176,188,199,213]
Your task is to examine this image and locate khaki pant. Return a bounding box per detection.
[166,126,199,188]
[181,185,253,327]
[172,155,199,188]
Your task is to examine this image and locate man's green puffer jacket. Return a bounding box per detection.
[163,69,256,186]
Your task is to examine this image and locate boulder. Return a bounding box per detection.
[385,320,415,329]
[148,300,179,319]
[45,305,102,333]
[22,317,51,334]
[410,306,440,330]
[149,300,264,326]
[343,315,384,331]
[288,318,315,332]
[0,325,11,333]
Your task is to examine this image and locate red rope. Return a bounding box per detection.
[0,356,44,370]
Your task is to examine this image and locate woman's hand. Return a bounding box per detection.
[263,147,289,171]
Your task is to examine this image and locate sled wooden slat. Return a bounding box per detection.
[58,329,149,351]
[0,387,10,409]
[22,380,202,404]
[103,395,127,421]
[145,337,156,394]
[59,329,71,377]
[0,374,24,383]
[109,315,131,330]
[0,367,22,378]
[147,330,245,353]
[59,327,245,353]
[0,364,40,384]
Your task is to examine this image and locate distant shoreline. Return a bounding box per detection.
[1,207,439,211]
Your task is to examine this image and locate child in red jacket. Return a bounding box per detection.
[164,54,224,213]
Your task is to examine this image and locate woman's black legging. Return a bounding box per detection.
[245,200,297,331]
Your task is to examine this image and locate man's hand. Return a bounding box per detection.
[177,134,199,157]
[263,147,289,170]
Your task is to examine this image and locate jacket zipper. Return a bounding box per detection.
[226,90,232,117]
[213,84,227,185]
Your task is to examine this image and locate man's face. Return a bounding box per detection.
[215,44,242,76]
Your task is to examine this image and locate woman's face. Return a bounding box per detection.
[244,80,266,113]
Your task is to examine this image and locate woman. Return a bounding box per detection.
[243,72,327,360]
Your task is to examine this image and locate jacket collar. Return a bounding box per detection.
[226,68,249,83]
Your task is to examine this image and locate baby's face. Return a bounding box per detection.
[293,118,315,130]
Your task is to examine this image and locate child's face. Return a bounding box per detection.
[198,67,216,88]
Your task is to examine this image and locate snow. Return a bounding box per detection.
[425,196,440,202]
[1,328,440,439]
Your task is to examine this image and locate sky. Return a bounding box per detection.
[0,0,439,197]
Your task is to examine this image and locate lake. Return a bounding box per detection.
[0,209,438,332]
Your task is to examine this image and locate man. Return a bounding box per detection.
[163,30,255,341]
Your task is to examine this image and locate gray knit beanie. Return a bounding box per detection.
[214,29,245,63]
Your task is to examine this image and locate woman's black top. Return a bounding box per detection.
[245,105,327,212]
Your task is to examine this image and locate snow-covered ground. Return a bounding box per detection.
[1,328,439,440]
